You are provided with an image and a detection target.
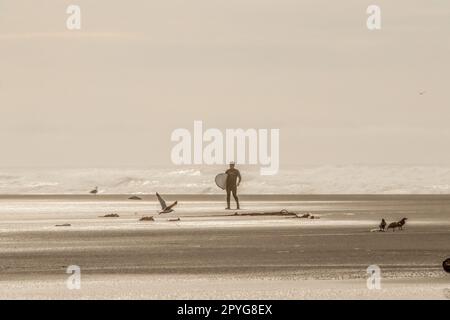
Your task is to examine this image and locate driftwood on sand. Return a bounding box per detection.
[232,209,320,219]
[128,196,142,200]
[294,212,320,219]
[233,209,296,217]
[101,213,120,218]
[194,209,320,219]
[139,216,155,221]
[55,224,71,227]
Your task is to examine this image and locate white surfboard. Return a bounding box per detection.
[215,173,228,190]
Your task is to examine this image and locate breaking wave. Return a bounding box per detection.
[0,165,449,194]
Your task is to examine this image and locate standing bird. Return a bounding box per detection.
[90,187,98,195]
[387,218,408,231]
[379,218,387,231]
[156,192,177,214]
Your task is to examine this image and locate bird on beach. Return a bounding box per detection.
[90,187,98,195]
[156,192,177,214]
[387,218,408,231]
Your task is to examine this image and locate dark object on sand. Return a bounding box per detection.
[204,210,297,218]
[168,217,181,222]
[387,218,408,231]
[379,218,387,231]
[128,196,142,200]
[443,258,450,273]
[102,213,120,218]
[55,224,71,227]
[294,212,319,219]
[370,218,387,232]
[139,216,155,221]
[235,210,296,217]
[90,187,98,195]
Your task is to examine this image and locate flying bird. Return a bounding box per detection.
[90,187,98,195]
[156,192,177,214]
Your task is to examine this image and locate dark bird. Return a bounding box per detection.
[379,218,387,231]
[90,187,98,195]
[387,218,408,231]
[156,192,177,214]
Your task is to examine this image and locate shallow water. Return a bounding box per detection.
[1,195,449,223]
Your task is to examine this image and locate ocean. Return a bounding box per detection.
[0,165,450,194]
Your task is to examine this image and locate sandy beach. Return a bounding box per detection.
[0,195,449,299]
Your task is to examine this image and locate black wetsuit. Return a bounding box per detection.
[225,168,241,209]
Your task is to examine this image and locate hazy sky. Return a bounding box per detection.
[0,0,449,168]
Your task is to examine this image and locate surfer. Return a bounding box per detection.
[225,162,241,210]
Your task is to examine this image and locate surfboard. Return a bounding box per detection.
[215,173,228,190]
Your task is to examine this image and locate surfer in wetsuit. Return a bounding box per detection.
[225,162,241,210]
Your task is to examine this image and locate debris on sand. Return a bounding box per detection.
[295,213,310,218]
[128,196,142,200]
[139,216,155,221]
[168,217,181,222]
[233,209,296,217]
[55,224,71,227]
[101,213,120,218]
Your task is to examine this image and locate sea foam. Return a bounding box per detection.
[0,165,449,194]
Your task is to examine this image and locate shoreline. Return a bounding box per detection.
[2,194,450,201]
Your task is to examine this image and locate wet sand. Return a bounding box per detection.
[0,196,449,299]
[1,223,449,299]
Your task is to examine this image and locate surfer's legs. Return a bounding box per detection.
[226,188,231,209]
[232,188,239,209]
[228,185,239,209]
[226,185,239,209]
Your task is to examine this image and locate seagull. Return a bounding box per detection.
[90,187,98,195]
[156,192,177,214]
